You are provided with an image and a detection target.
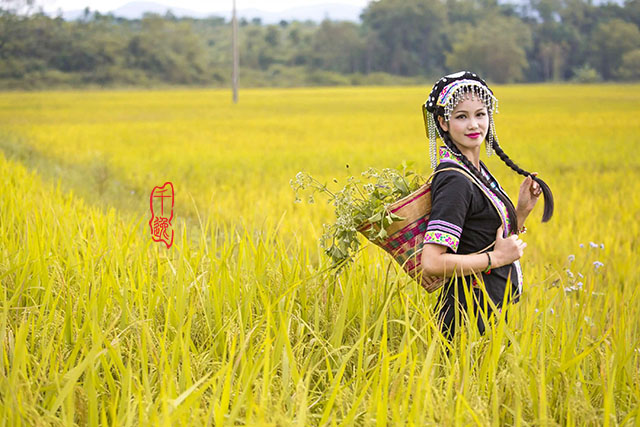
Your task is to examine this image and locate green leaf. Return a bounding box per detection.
[368,211,382,223]
[377,228,388,240]
[389,212,405,221]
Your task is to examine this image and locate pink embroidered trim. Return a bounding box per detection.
[424,230,459,252]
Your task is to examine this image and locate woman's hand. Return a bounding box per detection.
[491,226,526,267]
[421,226,526,277]
[516,173,542,217]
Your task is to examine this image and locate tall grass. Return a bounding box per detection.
[0,85,639,424]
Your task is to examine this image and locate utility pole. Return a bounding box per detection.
[231,0,239,104]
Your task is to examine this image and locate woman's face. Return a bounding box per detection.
[438,96,489,153]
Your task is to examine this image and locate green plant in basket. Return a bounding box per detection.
[290,161,426,271]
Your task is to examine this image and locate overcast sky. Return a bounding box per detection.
[41,0,371,13]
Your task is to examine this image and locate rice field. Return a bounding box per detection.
[0,84,639,425]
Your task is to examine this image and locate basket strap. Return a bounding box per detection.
[427,166,506,254]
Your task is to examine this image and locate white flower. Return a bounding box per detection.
[579,243,585,248]
[568,255,575,262]
[565,269,574,279]
[600,243,605,249]
[564,282,583,293]
[593,261,604,270]
[589,242,598,248]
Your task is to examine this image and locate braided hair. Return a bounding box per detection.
[492,138,554,223]
[425,71,554,232]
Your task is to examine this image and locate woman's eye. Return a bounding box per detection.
[477,112,486,117]
[455,115,466,119]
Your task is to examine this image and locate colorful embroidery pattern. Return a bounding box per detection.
[424,230,459,252]
[480,168,499,190]
[424,218,462,252]
[436,79,485,107]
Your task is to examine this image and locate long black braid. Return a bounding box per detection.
[491,138,554,223]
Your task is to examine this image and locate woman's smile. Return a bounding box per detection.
[465,132,482,139]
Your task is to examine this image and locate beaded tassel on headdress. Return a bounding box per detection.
[427,113,438,170]
[487,113,497,157]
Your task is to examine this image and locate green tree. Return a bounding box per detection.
[126,15,207,83]
[446,15,532,83]
[590,19,640,80]
[617,48,640,80]
[361,0,447,76]
[537,41,568,80]
[445,0,493,25]
[529,0,562,23]
[265,25,280,47]
[626,0,640,27]
[528,21,578,81]
[311,20,365,74]
[242,25,276,70]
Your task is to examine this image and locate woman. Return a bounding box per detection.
[420,71,554,340]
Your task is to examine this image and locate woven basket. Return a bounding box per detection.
[356,179,443,293]
[356,167,496,293]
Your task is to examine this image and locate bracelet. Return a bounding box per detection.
[483,252,492,274]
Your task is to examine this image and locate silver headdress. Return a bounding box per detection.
[423,73,499,169]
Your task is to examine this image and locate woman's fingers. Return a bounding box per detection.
[530,179,541,196]
[512,236,527,253]
[512,237,527,256]
[513,237,526,247]
[519,243,526,256]
[529,173,542,196]
[495,230,526,263]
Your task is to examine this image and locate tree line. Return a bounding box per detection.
[1,0,639,89]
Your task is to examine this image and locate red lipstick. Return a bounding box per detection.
[466,133,481,139]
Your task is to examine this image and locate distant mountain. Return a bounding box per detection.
[59,2,364,23]
[218,4,364,23]
[112,1,208,19]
